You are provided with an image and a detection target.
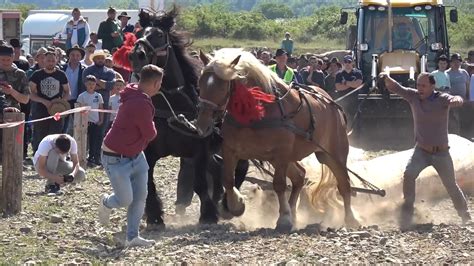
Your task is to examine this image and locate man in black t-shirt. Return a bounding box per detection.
[335,55,363,128]
[300,56,326,88]
[29,51,71,152]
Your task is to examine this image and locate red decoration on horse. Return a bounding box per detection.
[227,81,275,125]
[113,33,137,71]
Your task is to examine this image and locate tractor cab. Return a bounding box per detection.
[341,0,457,92]
[338,0,458,147]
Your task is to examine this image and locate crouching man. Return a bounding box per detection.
[381,72,471,230]
[33,134,86,195]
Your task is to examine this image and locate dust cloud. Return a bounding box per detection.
[234,135,474,230]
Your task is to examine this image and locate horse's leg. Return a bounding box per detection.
[235,160,249,190]
[208,154,224,205]
[144,150,165,230]
[315,152,360,227]
[272,161,293,232]
[220,146,245,217]
[193,150,218,224]
[175,157,195,215]
[286,161,306,224]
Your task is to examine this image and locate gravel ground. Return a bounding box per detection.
[0,155,472,264]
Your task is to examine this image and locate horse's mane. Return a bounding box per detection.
[139,6,201,87]
[206,48,285,94]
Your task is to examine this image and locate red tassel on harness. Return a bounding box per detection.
[227,81,275,125]
[113,33,137,71]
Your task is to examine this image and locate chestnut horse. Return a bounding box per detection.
[195,48,360,230]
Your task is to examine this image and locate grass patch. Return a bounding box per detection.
[191,37,345,54]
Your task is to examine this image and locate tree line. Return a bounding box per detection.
[3,0,473,49]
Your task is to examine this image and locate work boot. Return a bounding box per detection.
[399,202,414,231]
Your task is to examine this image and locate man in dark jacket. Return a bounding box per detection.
[118,12,134,33]
[98,7,123,52]
[0,44,31,159]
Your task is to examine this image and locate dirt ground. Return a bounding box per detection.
[0,153,472,264]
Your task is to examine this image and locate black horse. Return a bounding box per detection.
[129,8,248,229]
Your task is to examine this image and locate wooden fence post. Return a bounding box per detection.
[1,112,25,216]
[73,103,87,168]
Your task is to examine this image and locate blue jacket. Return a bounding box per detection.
[63,17,90,49]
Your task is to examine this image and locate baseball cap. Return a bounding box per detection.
[450,53,462,62]
[0,44,14,56]
[275,48,287,57]
[343,55,353,63]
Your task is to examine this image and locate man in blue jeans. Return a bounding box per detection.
[98,65,163,247]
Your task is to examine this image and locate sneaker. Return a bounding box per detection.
[125,236,156,247]
[45,184,62,196]
[98,194,112,225]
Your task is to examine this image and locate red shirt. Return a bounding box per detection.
[104,83,157,156]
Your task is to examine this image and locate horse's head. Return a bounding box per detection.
[129,26,171,76]
[195,51,238,136]
[195,48,282,137]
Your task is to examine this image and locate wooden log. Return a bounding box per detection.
[1,112,25,216]
[73,103,87,168]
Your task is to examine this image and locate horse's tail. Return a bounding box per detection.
[306,164,343,214]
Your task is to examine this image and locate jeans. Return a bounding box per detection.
[87,122,102,161]
[34,149,86,185]
[402,147,469,218]
[101,151,149,241]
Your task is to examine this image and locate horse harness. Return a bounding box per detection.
[221,81,347,142]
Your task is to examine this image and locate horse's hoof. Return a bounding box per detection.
[175,204,187,216]
[229,202,245,217]
[146,222,166,231]
[199,214,218,224]
[275,215,293,233]
[217,201,235,220]
[345,217,361,228]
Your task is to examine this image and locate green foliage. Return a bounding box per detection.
[179,5,353,45]
[254,3,294,19]
[447,10,474,49]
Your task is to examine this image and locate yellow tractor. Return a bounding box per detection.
[340,0,458,148]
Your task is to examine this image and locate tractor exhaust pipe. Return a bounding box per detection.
[371,54,378,90]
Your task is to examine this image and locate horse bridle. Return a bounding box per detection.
[197,71,233,119]
[136,31,171,68]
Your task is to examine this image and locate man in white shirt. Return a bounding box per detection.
[33,134,86,195]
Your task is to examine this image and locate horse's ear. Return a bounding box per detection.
[230,55,241,68]
[199,50,211,65]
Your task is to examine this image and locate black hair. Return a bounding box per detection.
[55,135,71,153]
[419,72,436,85]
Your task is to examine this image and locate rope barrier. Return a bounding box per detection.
[0,106,117,129]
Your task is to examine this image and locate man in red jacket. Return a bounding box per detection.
[98,64,162,248]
